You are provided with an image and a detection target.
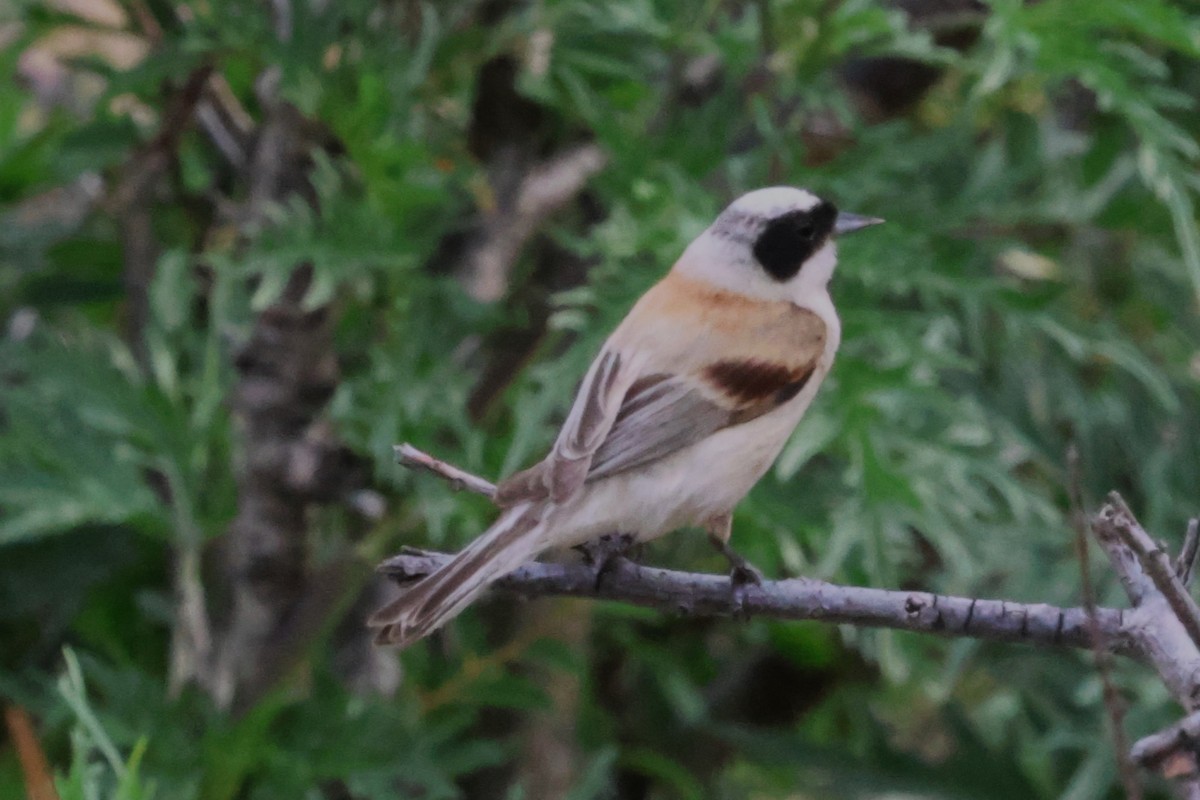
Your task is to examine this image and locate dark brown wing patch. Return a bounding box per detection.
[774,366,816,404]
[704,360,815,407]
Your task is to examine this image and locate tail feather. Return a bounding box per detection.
[370,503,546,647]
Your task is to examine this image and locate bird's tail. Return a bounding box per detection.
[369,502,547,647]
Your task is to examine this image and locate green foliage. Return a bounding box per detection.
[2,0,1198,797]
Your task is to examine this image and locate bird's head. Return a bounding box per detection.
[678,186,882,303]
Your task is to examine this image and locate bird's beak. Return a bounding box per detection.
[834,212,885,236]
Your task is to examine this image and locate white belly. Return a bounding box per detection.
[544,357,832,549]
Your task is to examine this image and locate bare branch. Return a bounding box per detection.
[388,443,1200,796]
[1092,499,1200,710]
[1104,493,1200,652]
[387,443,1137,652]
[1132,709,1200,777]
[1090,497,1200,795]
[394,443,497,499]
[1178,519,1200,588]
[379,549,1135,654]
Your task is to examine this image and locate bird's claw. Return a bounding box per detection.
[706,535,764,619]
[731,561,764,587]
[576,532,639,591]
[728,561,763,620]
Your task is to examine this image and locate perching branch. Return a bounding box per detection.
[386,444,1200,791]
[380,547,1134,653]
[386,444,1134,654]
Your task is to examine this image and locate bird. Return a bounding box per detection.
[370,186,882,647]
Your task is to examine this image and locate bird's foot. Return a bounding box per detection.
[576,532,639,591]
[707,533,764,619]
[729,560,763,619]
[729,558,764,588]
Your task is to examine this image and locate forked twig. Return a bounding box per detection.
[1105,493,1200,651]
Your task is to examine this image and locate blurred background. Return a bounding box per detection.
[2,1,1199,797]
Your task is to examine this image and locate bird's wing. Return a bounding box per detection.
[585,357,818,481]
[494,273,829,504]
[494,347,640,505]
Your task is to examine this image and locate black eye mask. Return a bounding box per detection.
[752,201,838,282]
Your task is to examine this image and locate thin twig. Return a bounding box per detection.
[1092,502,1200,710]
[1177,519,1200,587]
[394,443,497,499]
[1067,447,1142,799]
[1106,493,1200,650]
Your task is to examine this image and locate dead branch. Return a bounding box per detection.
[1177,519,1200,587]
[395,443,497,499]
[1105,494,1200,651]
[389,445,1200,793]
[1132,710,1200,774]
[1090,498,1200,792]
[1092,498,1200,710]
[379,548,1133,653]
[383,444,1135,654]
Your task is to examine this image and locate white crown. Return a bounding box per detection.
[724,186,822,218]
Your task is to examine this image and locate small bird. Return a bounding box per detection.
[371,186,882,646]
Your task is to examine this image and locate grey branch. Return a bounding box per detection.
[1132,709,1200,771]
[379,548,1134,652]
[1176,518,1200,587]
[1105,494,1200,650]
[394,443,497,499]
[384,444,1135,653]
[1092,497,1200,711]
[1090,496,1200,788]
[389,445,1200,788]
